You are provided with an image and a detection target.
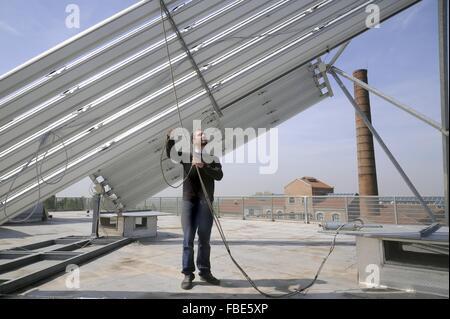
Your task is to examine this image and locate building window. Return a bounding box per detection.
[289,197,295,204]
[316,213,324,221]
[277,210,283,219]
[332,214,340,222]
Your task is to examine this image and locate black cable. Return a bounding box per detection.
[196,165,345,298]
[159,3,194,189]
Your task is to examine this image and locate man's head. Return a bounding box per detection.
[192,129,208,149]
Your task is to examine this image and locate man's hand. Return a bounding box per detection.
[192,161,204,168]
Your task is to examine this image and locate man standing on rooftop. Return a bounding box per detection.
[166,128,223,290]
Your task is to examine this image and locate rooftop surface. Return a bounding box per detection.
[0,211,445,299]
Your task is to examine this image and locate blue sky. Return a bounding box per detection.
[0,0,445,197]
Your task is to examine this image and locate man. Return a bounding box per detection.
[166,128,223,290]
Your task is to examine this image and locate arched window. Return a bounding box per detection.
[277,210,283,219]
[332,214,340,222]
[316,213,324,221]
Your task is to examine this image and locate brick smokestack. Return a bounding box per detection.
[354,69,379,196]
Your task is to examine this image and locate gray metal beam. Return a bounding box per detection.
[0,239,91,274]
[438,0,449,225]
[52,239,91,252]
[91,192,101,237]
[0,237,132,295]
[327,41,351,67]
[159,0,223,117]
[41,251,83,261]
[0,251,31,259]
[331,66,448,136]
[7,239,55,251]
[0,254,41,275]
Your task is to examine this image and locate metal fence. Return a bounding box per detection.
[137,195,447,225]
[46,195,446,225]
[44,196,94,211]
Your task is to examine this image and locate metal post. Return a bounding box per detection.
[271,197,274,221]
[344,196,349,222]
[393,196,399,225]
[159,0,222,117]
[331,66,448,136]
[438,0,449,225]
[304,196,309,224]
[217,197,220,218]
[330,71,437,224]
[91,194,100,238]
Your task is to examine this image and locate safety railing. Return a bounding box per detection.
[46,195,446,225]
[137,195,447,225]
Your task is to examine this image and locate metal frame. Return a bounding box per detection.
[0,236,132,295]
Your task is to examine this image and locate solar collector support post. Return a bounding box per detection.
[159,0,223,118]
[438,0,449,225]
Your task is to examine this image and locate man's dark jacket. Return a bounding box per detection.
[165,135,223,202]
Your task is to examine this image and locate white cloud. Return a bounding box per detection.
[399,4,421,30]
[0,20,22,36]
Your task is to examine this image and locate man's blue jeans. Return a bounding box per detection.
[181,197,213,276]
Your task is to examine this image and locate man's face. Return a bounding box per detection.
[193,130,207,147]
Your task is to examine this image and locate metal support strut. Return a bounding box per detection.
[331,66,448,136]
[329,70,440,236]
[438,0,449,225]
[159,0,223,117]
[91,193,100,238]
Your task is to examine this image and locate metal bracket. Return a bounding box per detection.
[419,222,442,238]
[91,175,124,208]
[159,0,223,118]
[309,57,333,97]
